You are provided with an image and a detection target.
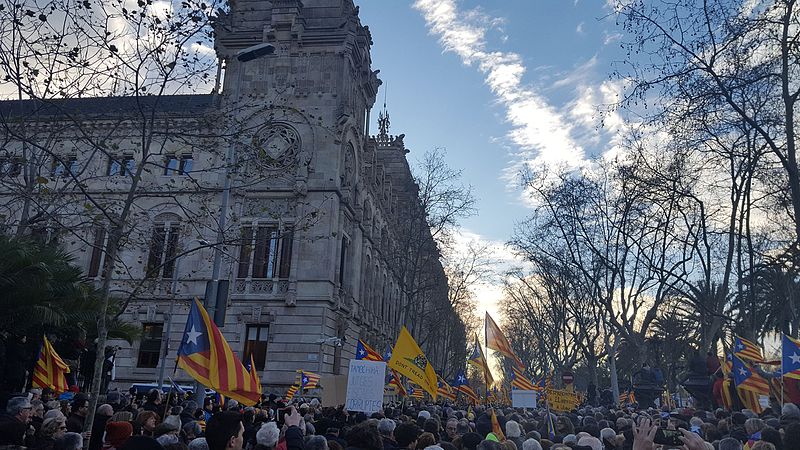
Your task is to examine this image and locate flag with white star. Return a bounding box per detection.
[734,335,764,363]
[731,353,769,394]
[451,370,480,403]
[356,339,383,361]
[782,334,800,380]
[176,298,262,405]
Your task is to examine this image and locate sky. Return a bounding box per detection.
[358,0,628,321]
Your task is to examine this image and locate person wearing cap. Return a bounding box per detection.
[0,396,35,446]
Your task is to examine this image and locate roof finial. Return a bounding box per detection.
[377,83,390,137]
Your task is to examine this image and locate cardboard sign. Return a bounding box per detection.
[345,360,387,413]
[546,388,579,412]
[320,375,347,407]
[511,389,537,408]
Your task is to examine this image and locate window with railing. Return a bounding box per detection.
[237,225,293,279]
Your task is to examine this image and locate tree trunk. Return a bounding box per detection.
[607,338,620,404]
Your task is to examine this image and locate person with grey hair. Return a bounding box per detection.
[521,439,542,450]
[54,432,83,450]
[719,437,743,450]
[305,435,328,450]
[189,437,210,450]
[561,435,576,445]
[256,422,280,450]
[504,421,524,450]
[379,418,397,450]
[0,396,34,446]
[423,446,443,450]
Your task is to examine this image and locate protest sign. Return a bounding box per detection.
[511,389,537,408]
[546,388,579,412]
[345,360,386,413]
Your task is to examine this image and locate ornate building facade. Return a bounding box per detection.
[0,0,452,390]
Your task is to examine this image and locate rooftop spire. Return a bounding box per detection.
[377,83,390,137]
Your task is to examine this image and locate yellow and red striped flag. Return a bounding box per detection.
[510,366,536,390]
[286,384,299,401]
[356,340,384,361]
[734,336,764,363]
[32,336,70,393]
[437,376,456,401]
[297,370,321,390]
[485,313,524,368]
[177,299,261,405]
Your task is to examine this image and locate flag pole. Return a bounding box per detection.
[781,334,785,406]
[484,313,489,403]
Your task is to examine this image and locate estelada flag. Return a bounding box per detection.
[485,313,524,368]
[437,375,456,401]
[510,366,536,390]
[32,336,70,393]
[297,370,321,390]
[734,336,764,363]
[782,334,800,380]
[388,326,438,399]
[732,353,769,395]
[468,335,494,387]
[177,298,261,405]
[356,339,383,361]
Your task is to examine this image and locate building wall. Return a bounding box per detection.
[0,0,446,393]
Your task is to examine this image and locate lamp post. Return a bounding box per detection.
[157,254,182,392]
[192,42,275,407]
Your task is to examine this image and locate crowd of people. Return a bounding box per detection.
[0,386,799,450]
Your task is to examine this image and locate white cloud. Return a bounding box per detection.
[576,21,585,34]
[448,228,529,325]
[413,0,587,174]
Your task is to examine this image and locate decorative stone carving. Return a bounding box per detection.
[251,123,300,172]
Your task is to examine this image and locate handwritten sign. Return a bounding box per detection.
[546,388,579,412]
[511,389,537,408]
[345,360,386,413]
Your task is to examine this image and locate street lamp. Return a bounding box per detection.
[316,336,343,373]
[193,41,275,406]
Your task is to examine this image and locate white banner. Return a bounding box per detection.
[345,360,387,413]
[511,389,537,408]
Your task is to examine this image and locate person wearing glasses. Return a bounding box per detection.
[0,396,35,446]
[32,417,68,450]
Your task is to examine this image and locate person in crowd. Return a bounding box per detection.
[0,396,35,446]
[393,423,421,450]
[53,432,83,450]
[255,422,280,450]
[142,390,163,413]
[33,417,67,450]
[65,398,89,433]
[134,411,161,437]
[378,418,397,450]
[102,421,133,450]
[206,411,245,450]
[306,436,328,450]
[88,404,114,450]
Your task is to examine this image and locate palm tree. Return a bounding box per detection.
[0,235,138,341]
[734,248,800,338]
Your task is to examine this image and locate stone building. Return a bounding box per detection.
[0,0,454,391]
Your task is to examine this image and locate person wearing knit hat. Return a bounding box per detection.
[103,421,133,450]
